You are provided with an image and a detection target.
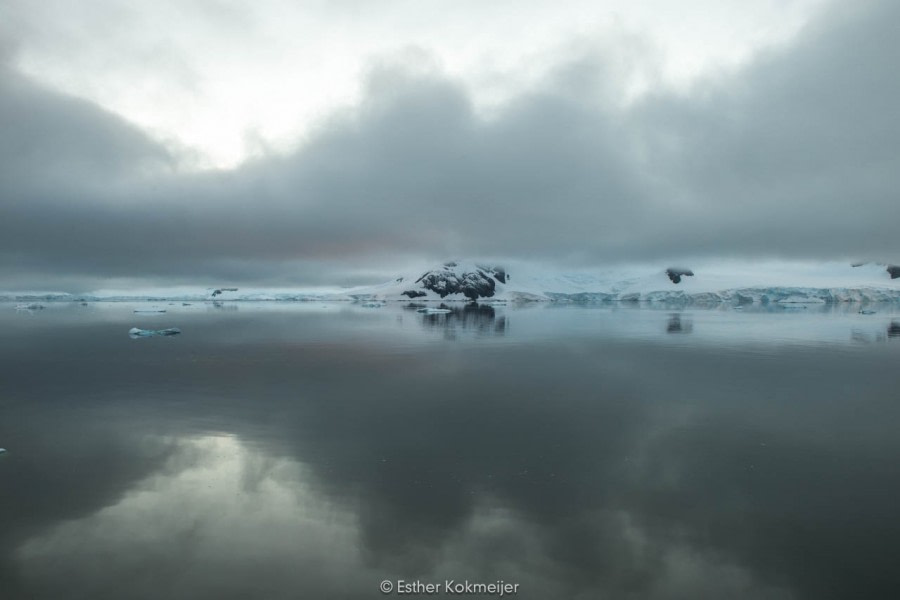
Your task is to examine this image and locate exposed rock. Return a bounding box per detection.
[211,287,238,297]
[486,266,507,284]
[853,262,900,279]
[415,265,502,300]
[402,290,427,298]
[666,268,694,284]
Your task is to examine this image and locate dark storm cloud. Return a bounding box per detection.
[0,66,172,187]
[0,0,898,289]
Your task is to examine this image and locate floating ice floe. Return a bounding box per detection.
[134,308,166,313]
[417,308,452,314]
[361,302,385,308]
[859,309,877,315]
[129,327,181,337]
[0,448,7,455]
[15,303,44,310]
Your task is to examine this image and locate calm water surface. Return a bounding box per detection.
[2,302,900,599]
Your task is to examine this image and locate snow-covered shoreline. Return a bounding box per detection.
[4,261,899,305]
[346,260,900,305]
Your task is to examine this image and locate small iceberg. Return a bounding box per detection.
[129,327,181,338]
[859,309,877,315]
[15,303,45,310]
[417,308,452,314]
[134,308,166,313]
[361,302,385,308]
[0,448,7,455]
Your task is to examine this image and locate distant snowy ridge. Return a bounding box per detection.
[0,292,73,301]
[545,287,900,305]
[349,260,900,305]
[1,288,346,302]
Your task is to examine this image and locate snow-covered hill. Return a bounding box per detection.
[348,260,900,305]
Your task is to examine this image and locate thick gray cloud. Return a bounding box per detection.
[0,0,898,290]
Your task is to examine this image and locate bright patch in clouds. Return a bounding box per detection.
[5,0,825,169]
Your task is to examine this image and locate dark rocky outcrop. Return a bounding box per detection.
[853,262,900,279]
[417,269,496,301]
[402,290,427,298]
[211,287,238,297]
[413,264,506,301]
[666,268,694,284]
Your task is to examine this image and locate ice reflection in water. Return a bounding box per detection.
[666,313,693,334]
[2,304,900,599]
[413,303,507,339]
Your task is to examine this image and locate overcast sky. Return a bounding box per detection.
[1,0,897,290]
